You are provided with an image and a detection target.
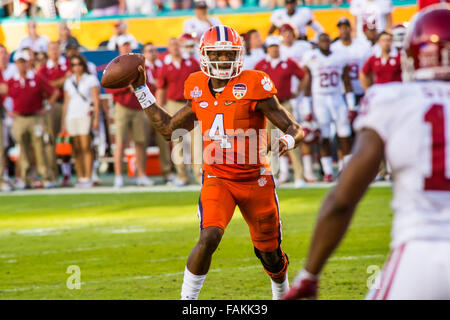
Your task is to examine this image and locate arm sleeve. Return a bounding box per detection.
[353,86,392,142]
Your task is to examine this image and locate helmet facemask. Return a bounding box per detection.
[200,44,244,80]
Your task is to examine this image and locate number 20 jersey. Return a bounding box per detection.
[184,70,277,181]
[354,81,450,248]
[302,48,349,96]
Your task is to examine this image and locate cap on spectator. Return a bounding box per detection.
[65,38,79,50]
[265,35,282,47]
[194,0,208,8]
[117,34,132,47]
[285,0,296,4]
[337,17,351,27]
[13,50,30,62]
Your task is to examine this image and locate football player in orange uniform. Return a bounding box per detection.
[131,25,304,299]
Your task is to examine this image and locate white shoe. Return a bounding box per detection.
[43,181,57,189]
[1,182,12,192]
[76,180,93,188]
[15,179,26,190]
[170,178,188,187]
[137,175,154,186]
[294,179,306,188]
[114,175,124,188]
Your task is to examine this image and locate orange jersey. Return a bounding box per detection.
[184,70,277,181]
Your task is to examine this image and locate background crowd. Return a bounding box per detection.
[0,0,410,191]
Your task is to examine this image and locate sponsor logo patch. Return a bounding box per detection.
[232,83,247,99]
[199,101,209,109]
[190,86,202,99]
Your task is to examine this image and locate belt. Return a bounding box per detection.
[17,113,37,117]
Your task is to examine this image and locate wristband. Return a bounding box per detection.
[301,97,312,115]
[134,85,156,109]
[279,134,295,150]
[345,92,356,111]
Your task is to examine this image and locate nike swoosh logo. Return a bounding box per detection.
[207,175,216,178]
[224,101,235,106]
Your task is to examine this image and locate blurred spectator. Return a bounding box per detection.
[242,29,265,70]
[61,54,100,188]
[126,0,154,14]
[350,0,393,39]
[183,0,221,39]
[216,0,242,9]
[363,18,379,48]
[4,50,59,189]
[65,43,97,75]
[107,20,139,51]
[179,33,199,61]
[268,0,323,41]
[34,51,48,71]
[279,23,312,64]
[56,0,87,19]
[360,31,401,90]
[91,0,125,16]
[156,37,201,186]
[105,37,153,188]
[18,20,50,53]
[172,0,193,10]
[38,41,71,184]
[392,23,407,50]
[331,18,371,104]
[142,43,173,183]
[254,35,306,187]
[58,21,80,52]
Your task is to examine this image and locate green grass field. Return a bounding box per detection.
[0,186,393,300]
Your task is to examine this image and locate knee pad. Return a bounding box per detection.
[254,246,289,280]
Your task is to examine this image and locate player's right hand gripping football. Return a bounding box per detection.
[282,269,318,300]
[132,65,147,89]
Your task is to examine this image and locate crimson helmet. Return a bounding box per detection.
[179,33,197,57]
[199,25,244,80]
[402,3,450,81]
[392,23,407,49]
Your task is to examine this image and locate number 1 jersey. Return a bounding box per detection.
[184,70,277,181]
[354,81,450,248]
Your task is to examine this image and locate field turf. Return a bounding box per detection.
[0,186,392,300]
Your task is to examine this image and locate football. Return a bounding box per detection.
[100,53,145,89]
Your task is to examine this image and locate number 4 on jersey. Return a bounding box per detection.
[209,114,232,149]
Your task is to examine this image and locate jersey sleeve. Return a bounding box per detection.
[353,84,397,142]
[245,70,277,102]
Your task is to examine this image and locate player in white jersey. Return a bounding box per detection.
[331,18,372,104]
[268,0,323,41]
[279,23,316,181]
[302,33,355,182]
[284,4,450,300]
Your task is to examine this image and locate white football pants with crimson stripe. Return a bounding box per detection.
[366,240,450,300]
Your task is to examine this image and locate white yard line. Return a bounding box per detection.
[0,181,391,197]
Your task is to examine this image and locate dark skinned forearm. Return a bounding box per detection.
[256,95,304,148]
[304,129,384,275]
[143,102,196,141]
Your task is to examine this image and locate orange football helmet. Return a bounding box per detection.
[199,25,244,80]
